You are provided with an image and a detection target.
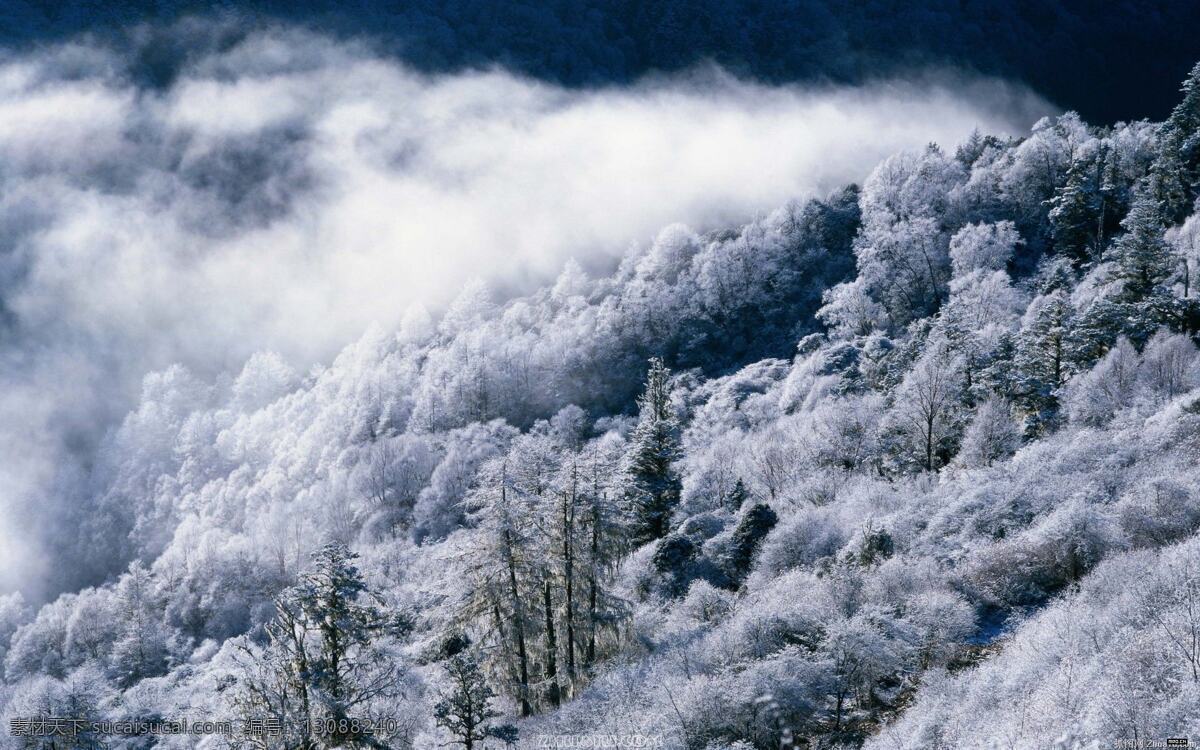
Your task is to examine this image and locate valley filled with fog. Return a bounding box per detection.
[1,15,1200,750]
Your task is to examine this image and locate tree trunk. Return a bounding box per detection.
[563,465,577,689]
[925,413,935,472]
[543,579,560,709]
[503,527,532,717]
[586,499,600,667]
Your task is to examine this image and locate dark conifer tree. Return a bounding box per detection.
[434,650,505,750]
[622,358,682,545]
[1151,62,1200,222]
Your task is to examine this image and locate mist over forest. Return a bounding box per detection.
[2,4,1200,750]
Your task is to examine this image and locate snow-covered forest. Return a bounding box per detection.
[3,20,1200,750]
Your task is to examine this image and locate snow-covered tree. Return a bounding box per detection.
[110,561,171,689]
[1150,62,1200,222]
[956,397,1021,468]
[1137,329,1200,404]
[1013,290,1073,434]
[622,358,682,544]
[434,648,509,750]
[886,341,966,472]
[234,543,406,747]
[1065,337,1140,426]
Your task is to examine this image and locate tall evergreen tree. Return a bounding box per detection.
[1107,188,1176,302]
[460,459,536,717]
[234,543,401,749]
[622,358,682,545]
[579,440,629,669]
[976,331,1019,402]
[547,458,581,695]
[1014,290,1073,436]
[1151,62,1200,222]
[1071,186,1183,365]
[1048,146,1112,264]
[110,561,170,689]
[434,650,507,750]
[295,544,392,742]
[722,502,779,586]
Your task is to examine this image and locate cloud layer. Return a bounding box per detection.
[0,27,1053,596]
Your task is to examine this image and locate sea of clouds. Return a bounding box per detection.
[0,25,1054,596]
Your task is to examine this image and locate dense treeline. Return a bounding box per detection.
[3,59,1200,750]
[2,1,1200,122]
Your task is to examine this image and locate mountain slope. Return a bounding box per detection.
[2,60,1200,750]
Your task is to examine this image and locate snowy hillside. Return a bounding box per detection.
[2,28,1200,750]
